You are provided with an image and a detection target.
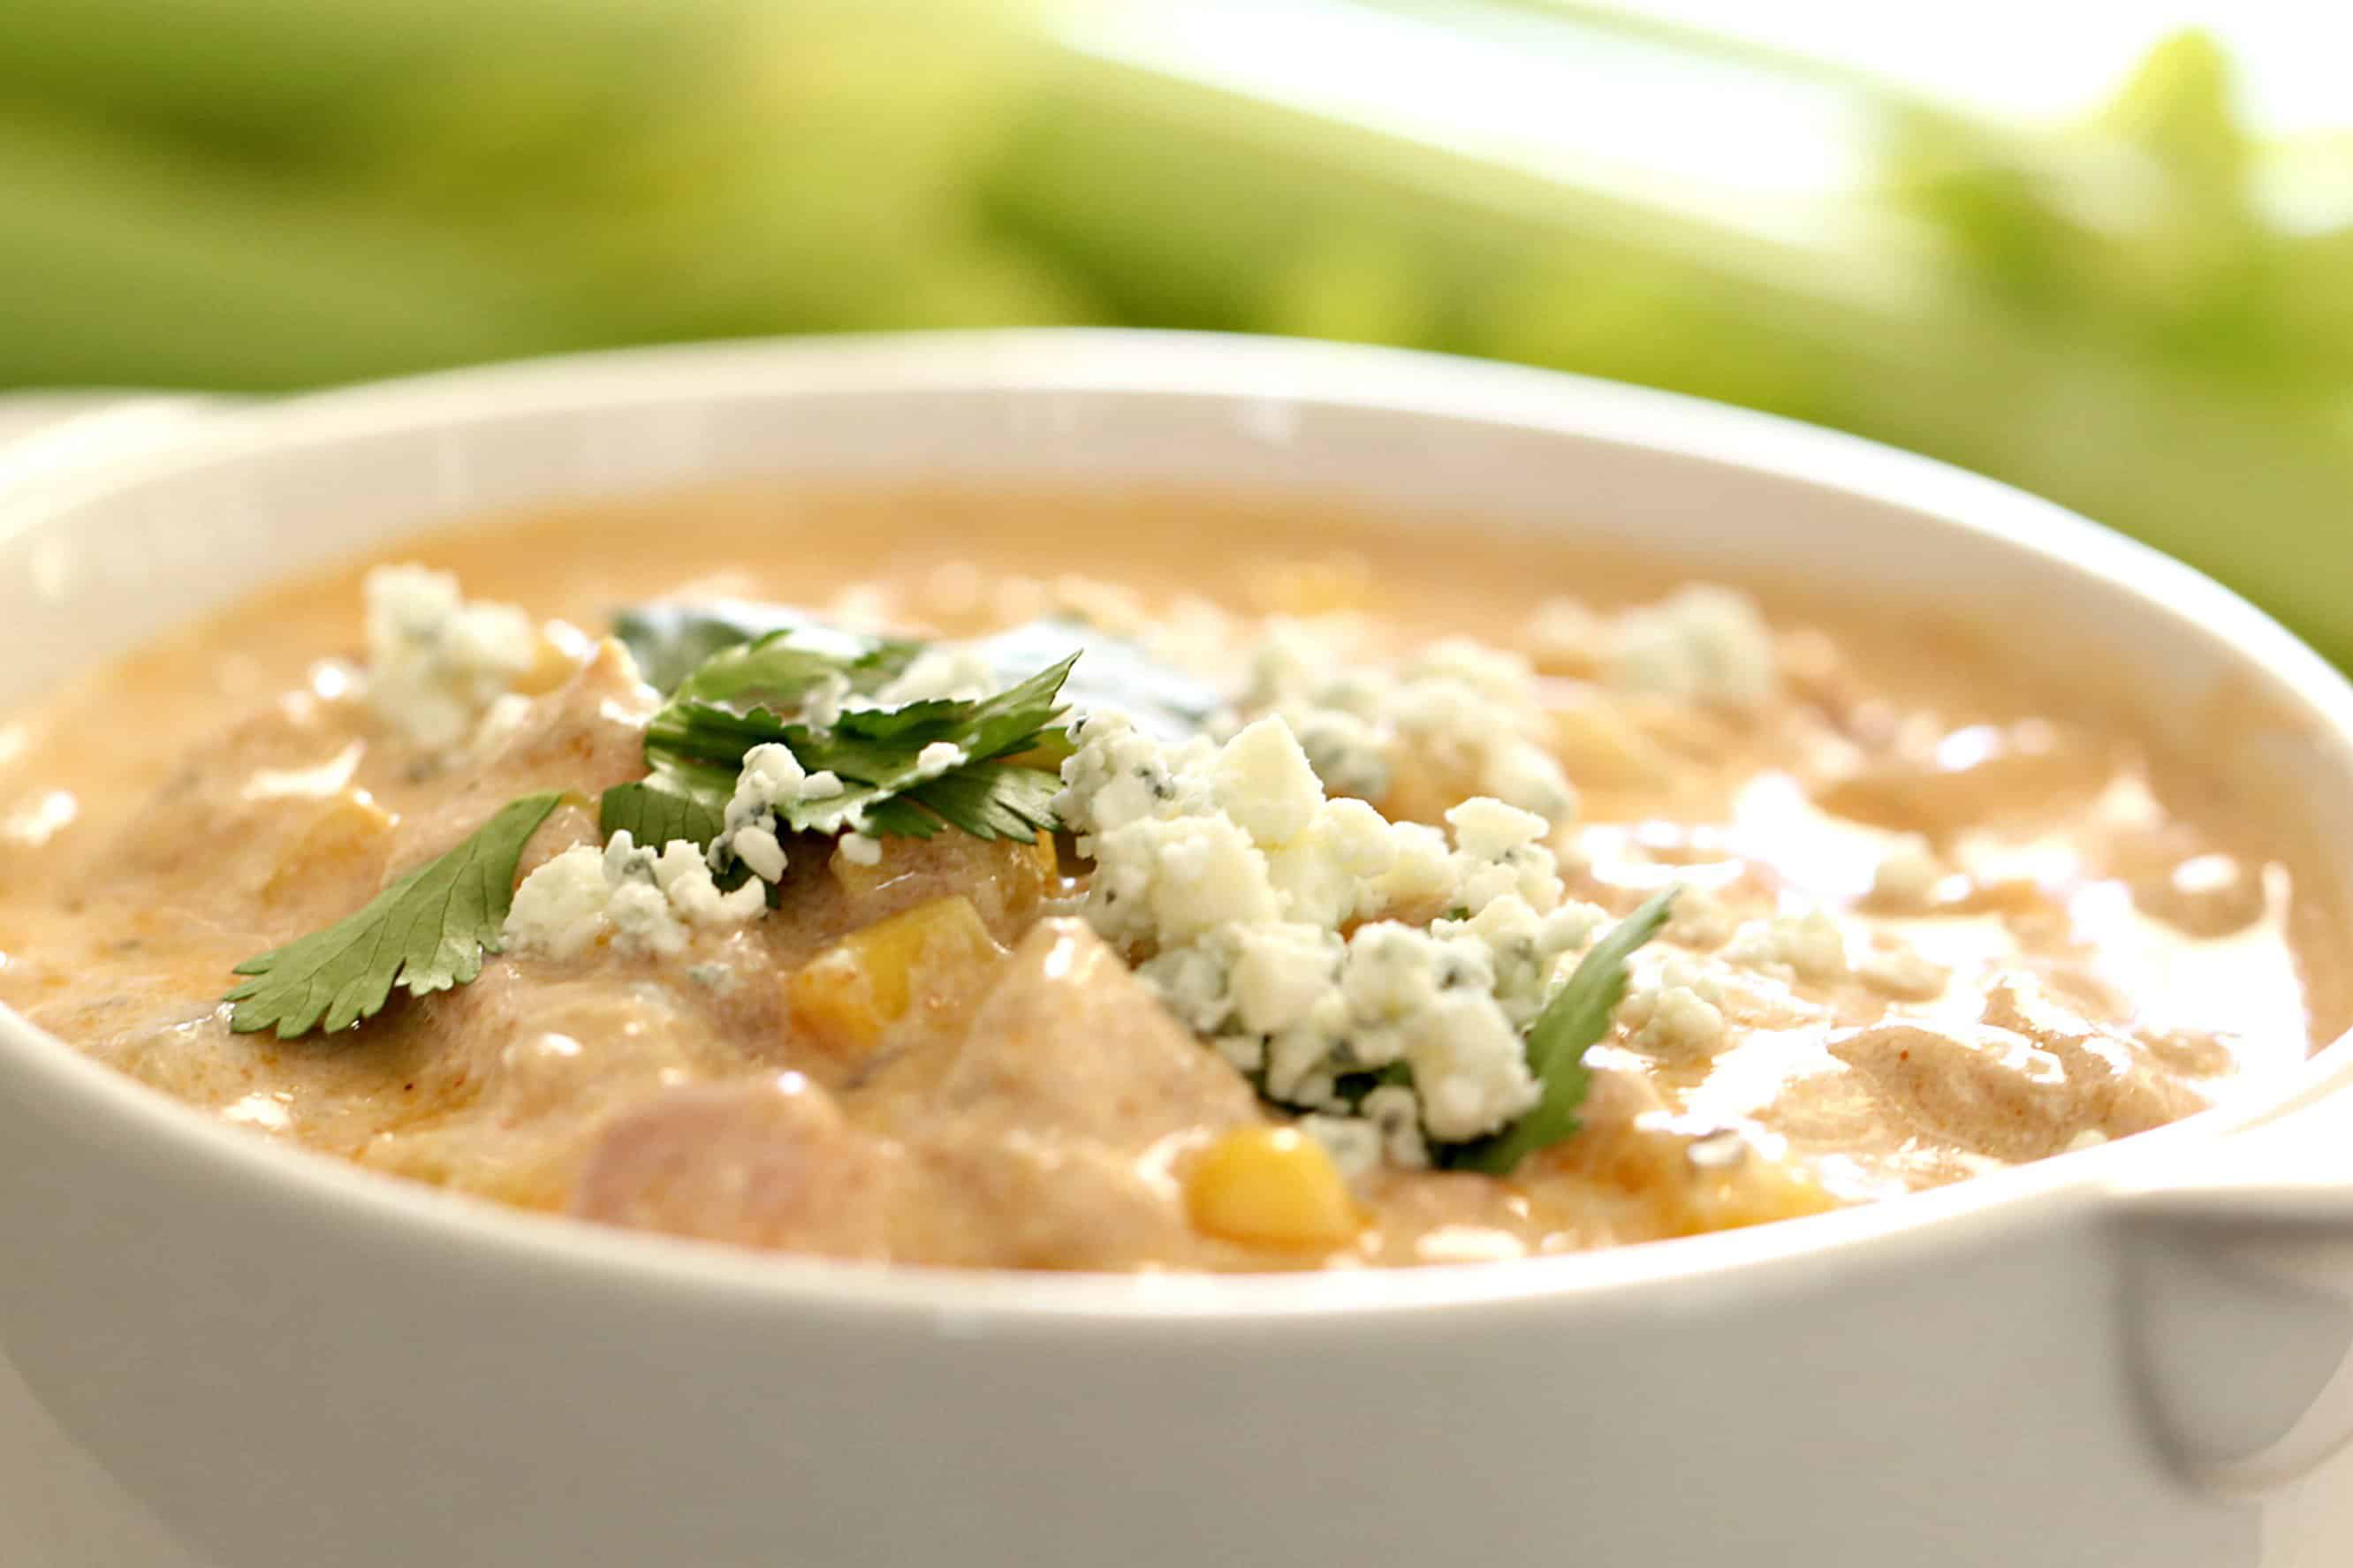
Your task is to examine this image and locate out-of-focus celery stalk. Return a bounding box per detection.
[0,2,1088,388]
[989,3,2353,665]
[0,110,570,389]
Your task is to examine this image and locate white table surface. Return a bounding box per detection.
[2,390,2349,1566]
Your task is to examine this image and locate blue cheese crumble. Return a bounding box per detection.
[1231,623,1579,826]
[505,830,766,959]
[712,742,845,882]
[362,564,540,752]
[1605,585,1779,713]
[1060,709,1610,1164]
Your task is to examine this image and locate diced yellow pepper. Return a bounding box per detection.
[786,895,1004,1064]
[1185,1127,1362,1251]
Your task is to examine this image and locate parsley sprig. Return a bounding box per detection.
[1440,888,1677,1175]
[224,792,563,1038]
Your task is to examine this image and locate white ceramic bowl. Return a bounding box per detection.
[7,333,2353,1568]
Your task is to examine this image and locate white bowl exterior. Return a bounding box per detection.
[4,333,2353,1566]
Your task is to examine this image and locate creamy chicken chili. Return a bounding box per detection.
[2,485,2343,1271]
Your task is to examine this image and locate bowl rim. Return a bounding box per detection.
[7,326,2353,1326]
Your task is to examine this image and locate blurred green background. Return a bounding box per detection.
[4,0,2349,660]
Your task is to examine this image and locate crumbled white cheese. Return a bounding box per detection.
[1361,1083,1431,1169]
[363,564,539,751]
[1871,834,1945,907]
[1619,958,1731,1053]
[711,742,846,882]
[1385,640,1579,824]
[1264,796,1399,929]
[1446,798,1565,913]
[1665,886,1738,950]
[1726,908,1850,985]
[1230,623,1578,827]
[914,740,968,777]
[1089,814,1283,949]
[731,826,787,883]
[505,831,765,959]
[1370,820,1456,913]
[836,832,883,868]
[801,671,854,730]
[1211,716,1326,846]
[1055,709,1216,852]
[870,646,999,707]
[1283,706,1390,801]
[1298,1115,1384,1179]
[1431,893,1608,1026]
[1607,585,1778,713]
[1063,708,1592,1158]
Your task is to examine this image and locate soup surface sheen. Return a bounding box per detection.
[1,485,2342,1271]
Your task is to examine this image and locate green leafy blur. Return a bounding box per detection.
[4,4,2349,661]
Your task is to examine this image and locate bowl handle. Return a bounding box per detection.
[2110,1089,2353,1495]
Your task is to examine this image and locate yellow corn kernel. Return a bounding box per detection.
[1185,1127,1362,1251]
[511,625,590,696]
[786,896,1003,1064]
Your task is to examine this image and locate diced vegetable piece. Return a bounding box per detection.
[512,629,586,697]
[785,895,1004,1063]
[1185,1127,1361,1252]
[829,829,1059,938]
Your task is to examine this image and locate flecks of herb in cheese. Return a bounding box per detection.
[1059,710,1614,1165]
[1226,623,1578,826]
[711,743,846,883]
[505,829,766,960]
[362,564,541,752]
[1604,585,1780,714]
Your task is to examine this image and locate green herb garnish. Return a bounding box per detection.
[612,602,915,697]
[1441,888,1678,1176]
[224,791,564,1039]
[621,652,1076,849]
[615,600,1218,739]
[225,610,1083,1041]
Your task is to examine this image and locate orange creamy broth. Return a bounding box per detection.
[0,482,2345,1270]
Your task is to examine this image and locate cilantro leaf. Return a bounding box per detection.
[612,602,916,696]
[613,651,1078,855]
[613,601,1217,739]
[224,791,565,1040]
[1442,888,1678,1176]
[669,627,915,713]
[598,770,726,849]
